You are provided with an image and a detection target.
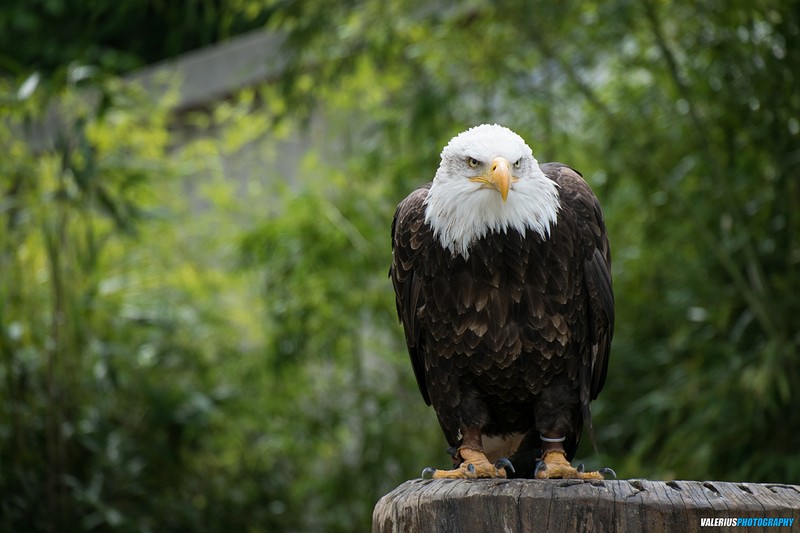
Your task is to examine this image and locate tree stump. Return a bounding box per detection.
[372,479,800,532]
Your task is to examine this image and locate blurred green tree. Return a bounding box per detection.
[267,0,800,484]
[0,70,266,530]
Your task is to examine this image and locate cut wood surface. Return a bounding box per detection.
[372,479,800,532]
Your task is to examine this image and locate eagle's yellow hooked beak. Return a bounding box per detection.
[489,157,511,202]
[470,157,512,201]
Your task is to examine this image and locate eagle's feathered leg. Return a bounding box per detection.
[422,427,513,479]
[532,378,610,479]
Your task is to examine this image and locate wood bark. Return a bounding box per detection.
[373,479,800,532]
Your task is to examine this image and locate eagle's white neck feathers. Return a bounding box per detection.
[424,124,560,258]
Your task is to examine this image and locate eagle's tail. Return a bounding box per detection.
[582,402,599,455]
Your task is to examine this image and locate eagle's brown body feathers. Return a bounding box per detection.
[391,162,612,477]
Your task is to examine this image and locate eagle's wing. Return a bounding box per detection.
[390,184,433,405]
[542,163,614,404]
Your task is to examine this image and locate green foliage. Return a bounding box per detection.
[0,72,262,530]
[269,0,800,485]
[236,94,444,530]
[2,0,799,532]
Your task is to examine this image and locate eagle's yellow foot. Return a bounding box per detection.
[535,449,613,480]
[421,448,514,479]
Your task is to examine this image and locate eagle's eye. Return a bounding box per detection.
[467,157,480,168]
[514,158,522,168]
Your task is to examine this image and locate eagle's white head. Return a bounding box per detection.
[424,124,561,258]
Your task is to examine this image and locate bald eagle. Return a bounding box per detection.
[390,124,613,479]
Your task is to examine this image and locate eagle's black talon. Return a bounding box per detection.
[535,460,547,477]
[467,463,476,474]
[494,457,515,474]
[421,467,436,479]
[599,467,617,479]
[576,463,585,473]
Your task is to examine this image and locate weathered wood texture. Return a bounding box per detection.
[373,479,800,533]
